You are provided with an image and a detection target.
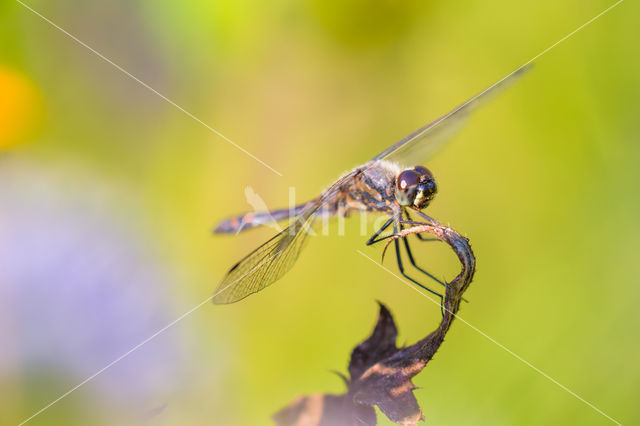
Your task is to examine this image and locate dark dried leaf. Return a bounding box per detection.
[349,302,398,381]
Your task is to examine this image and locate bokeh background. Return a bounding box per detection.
[1,1,638,425]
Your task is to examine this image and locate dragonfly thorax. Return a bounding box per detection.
[395,166,437,209]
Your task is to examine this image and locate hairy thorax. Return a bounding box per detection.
[340,160,401,216]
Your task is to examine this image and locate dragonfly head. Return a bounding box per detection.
[395,166,437,210]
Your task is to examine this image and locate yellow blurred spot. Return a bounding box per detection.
[0,66,42,148]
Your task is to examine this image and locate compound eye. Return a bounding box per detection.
[413,165,434,181]
[413,165,429,176]
[397,170,420,190]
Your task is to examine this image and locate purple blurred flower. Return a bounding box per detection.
[0,158,180,405]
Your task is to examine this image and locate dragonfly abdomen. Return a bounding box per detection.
[213,203,312,234]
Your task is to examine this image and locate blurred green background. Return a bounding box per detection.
[1,0,638,425]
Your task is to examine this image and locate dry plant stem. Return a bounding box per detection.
[373,223,475,377]
[386,222,475,332]
[274,221,476,426]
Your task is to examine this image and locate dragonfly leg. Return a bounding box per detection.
[399,220,470,305]
[403,210,441,242]
[393,225,444,315]
[366,217,394,246]
[401,235,447,289]
[408,209,439,224]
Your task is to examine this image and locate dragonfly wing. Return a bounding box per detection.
[212,214,314,304]
[373,65,530,167]
[212,171,357,304]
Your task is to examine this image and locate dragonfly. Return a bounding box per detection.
[212,65,529,308]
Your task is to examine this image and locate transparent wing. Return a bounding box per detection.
[212,171,357,304]
[373,65,530,167]
[211,213,314,304]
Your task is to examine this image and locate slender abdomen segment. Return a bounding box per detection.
[213,203,311,234]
